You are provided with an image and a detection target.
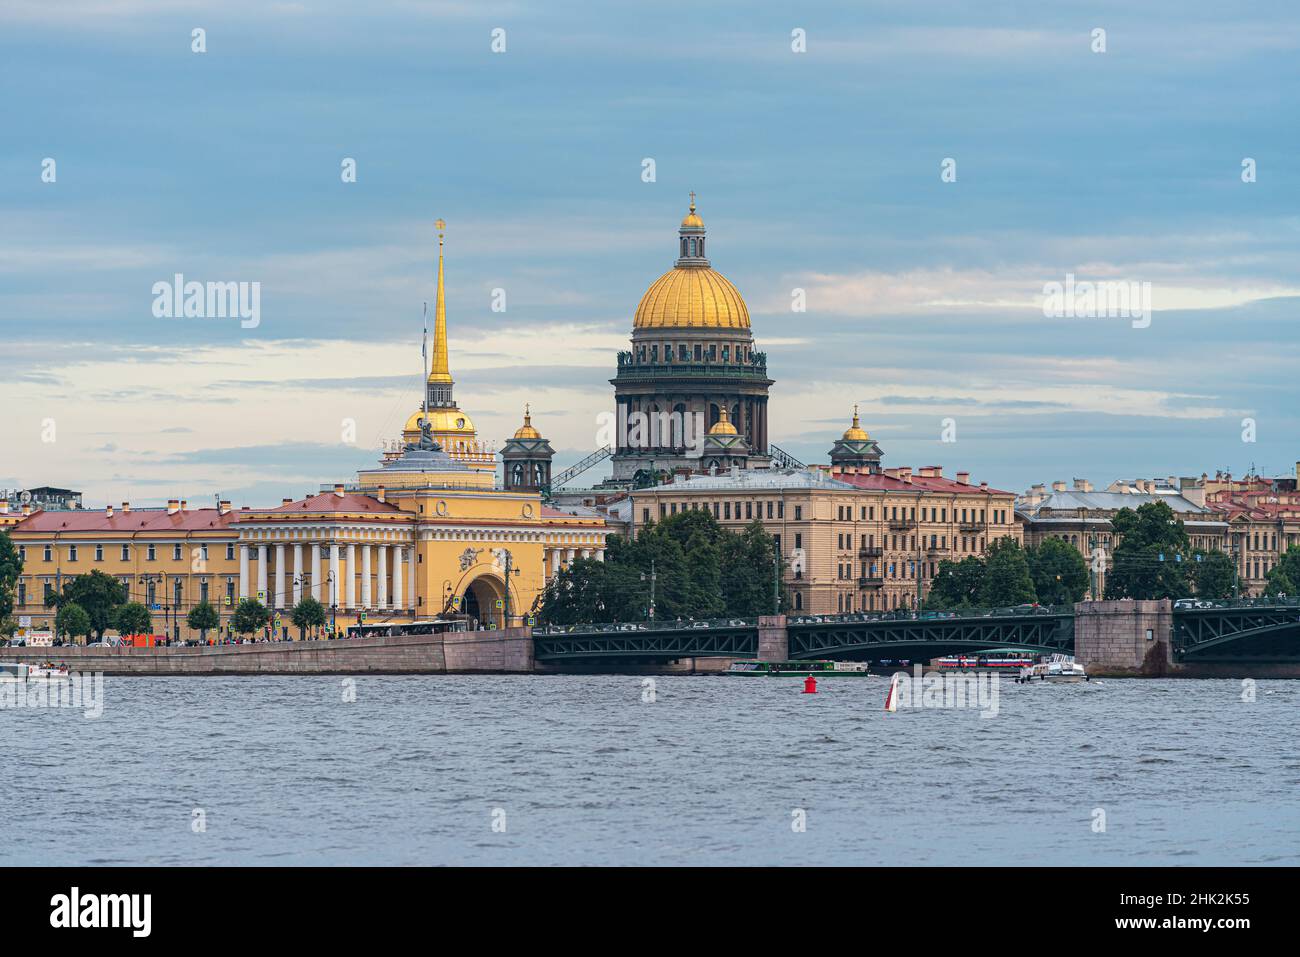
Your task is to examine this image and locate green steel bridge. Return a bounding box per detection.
[532,606,1075,663]
[532,599,1300,664]
[1172,598,1300,662]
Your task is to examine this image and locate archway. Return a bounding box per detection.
[461,574,506,630]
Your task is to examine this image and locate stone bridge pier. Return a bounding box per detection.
[756,615,788,661]
[1073,600,1173,676]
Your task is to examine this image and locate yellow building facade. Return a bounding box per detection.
[4,224,608,641]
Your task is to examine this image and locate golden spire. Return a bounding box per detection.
[428,219,452,384]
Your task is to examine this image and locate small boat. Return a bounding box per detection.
[0,662,72,683]
[1016,653,1088,684]
[724,660,872,677]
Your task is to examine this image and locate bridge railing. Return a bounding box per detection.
[789,604,1072,625]
[534,616,758,636]
[1173,596,1300,611]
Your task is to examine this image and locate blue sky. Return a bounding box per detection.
[2,0,1298,505]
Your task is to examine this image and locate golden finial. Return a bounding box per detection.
[689,190,696,212]
[435,218,446,245]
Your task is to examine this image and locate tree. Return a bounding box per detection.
[1190,550,1236,599]
[291,595,327,639]
[56,601,93,643]
[979,537,1037,606]
[113,602,153,637]
[1263,565,1296,597]
[230,598,270,638]
[45,569,128,641]
[1104,501,1193,600]
[722,520,784,616]
[1026,538,1090,605]
[0,529,22,623]
[538,512,785,624]
[926,556,985,609]
[1273,546,1300,591]
[187,601,220,643]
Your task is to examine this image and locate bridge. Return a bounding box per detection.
[1171,598,1300,662]
[532,606,1075,664]
[533,598,1300,670]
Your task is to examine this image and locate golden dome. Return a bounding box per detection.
[403,407,476,436]
[708,406,738,436]
[634,267,750,329]
[842,405,870,441]
[513,404,541,440]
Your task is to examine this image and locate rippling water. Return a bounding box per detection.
[3,675,1298,865]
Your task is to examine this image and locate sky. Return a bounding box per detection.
[2,0,1298,507]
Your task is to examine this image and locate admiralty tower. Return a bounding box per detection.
[609,195,773,486]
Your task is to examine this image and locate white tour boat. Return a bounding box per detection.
[0,662,73,684]
[1015,653,1088,684]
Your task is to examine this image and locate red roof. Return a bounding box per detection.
[10,507,238,533]
[831,470,1014,497]
[260,492,403,514]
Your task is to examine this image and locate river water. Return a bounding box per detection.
[3,675,1297,866]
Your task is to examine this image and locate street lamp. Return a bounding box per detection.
[325,571,337,638]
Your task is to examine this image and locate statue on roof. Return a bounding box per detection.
[404,417,442,453]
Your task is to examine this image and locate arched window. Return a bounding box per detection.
[794,592,803,610]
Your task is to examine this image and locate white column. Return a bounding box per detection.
[292,544,303,604]
[311,544,322,601]
[566,548,576,566]
[392,547,403,611]
[346,543,356,609]
[408,545,417,610]
[595,548,605,562]
[378,545,389,609]
[361,545,372,607]
[256,544,268,600]
[238,544,249,598]
[329,543,340,608]
[274,543,286,608]
[580,548,591,560]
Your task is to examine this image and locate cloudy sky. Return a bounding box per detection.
[2,0,1298,506]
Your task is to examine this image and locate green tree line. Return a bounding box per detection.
[540,511,784,624]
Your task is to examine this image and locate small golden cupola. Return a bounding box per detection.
[513,403,542,440]
[707,405,739,436]
[502,404,554,493]
[829,405,883,473]
[842,405,870,441]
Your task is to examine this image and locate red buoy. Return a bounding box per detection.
[802,675,818,694]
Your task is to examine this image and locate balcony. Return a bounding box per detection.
[888,520,914,531]
[613,355,771,382]
[858,576,884,588]
[858,545,883,558]
[958,522,983,533]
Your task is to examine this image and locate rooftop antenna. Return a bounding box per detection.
[421,299,429,424]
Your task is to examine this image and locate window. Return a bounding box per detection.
[147,580,157,605]
[795,533,802,549]
[226,543,235,561]
[147,545,156,561]
[43,545,52,562]
[68,545,78,562]
[95,544,103,561]
[173,544,182,561]
[200,580,209,603]
[794,506,802,520]
[778,502,784,519]
[17,582,26,607]
[121,544,130,561]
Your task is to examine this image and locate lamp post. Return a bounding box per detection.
[325,571,337,638]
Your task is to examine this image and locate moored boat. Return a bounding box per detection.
[1015,653,1088,683]
[725,660,872,677]
[0,662,72,683]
